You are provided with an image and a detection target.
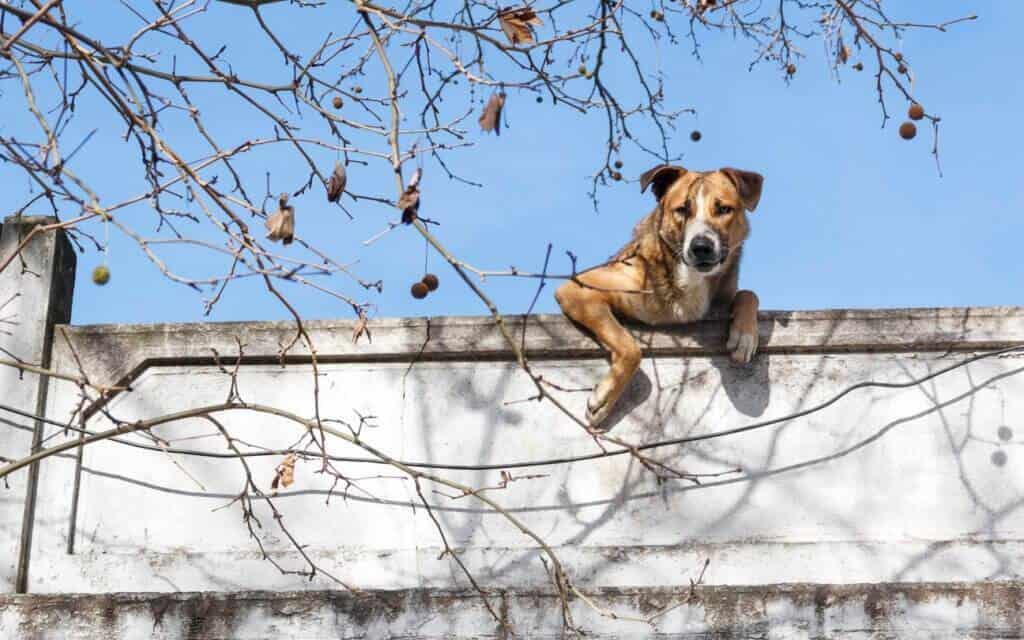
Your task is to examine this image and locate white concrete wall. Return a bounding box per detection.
[7,307,1024,636]
[0,216,74,592]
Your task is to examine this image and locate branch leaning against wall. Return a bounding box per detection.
[0,0,979,634]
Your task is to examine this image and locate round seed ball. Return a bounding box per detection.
[92,265,110,286]
[898,121,917,140]
[332,95,343,109]
[421,273,439,291]
[690,130,702,142]
[353,86,363,94]
[577,64,587,75]
[614,160,623,169]
[908,103,925,121]
[610,171,622,181]
[650,10,664,21]
[411,281,429,299]
[786,63,797,75]
[897,64,908,75]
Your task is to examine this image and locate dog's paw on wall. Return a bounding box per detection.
[594,369,654,432]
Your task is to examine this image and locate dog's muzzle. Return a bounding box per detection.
[686,234,727,273]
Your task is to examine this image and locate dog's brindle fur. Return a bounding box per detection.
[555,164,764,428]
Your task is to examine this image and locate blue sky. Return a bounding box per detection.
[4,1,1022,325]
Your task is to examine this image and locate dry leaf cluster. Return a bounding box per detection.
[265,193,295,245]
[498,7,543,46]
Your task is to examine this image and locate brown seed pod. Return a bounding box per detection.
[610,171,623,181]
[421,273,439,291]
[908,103,925,121]
[786,63,797,76]
[690,130,702,142]
[614,160,623,169]
[852,62,864,71]
[577,64,587,75]
[650,10,664,21]
[92,265,111,286]
[326,162,346,203]
[897,63,908,75]
[332,95,343,109]
[353,86,363,94]
[899,121,917,140]
[411,282,429,299]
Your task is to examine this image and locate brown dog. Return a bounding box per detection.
[555,165,764,428]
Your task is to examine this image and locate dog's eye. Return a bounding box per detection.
[674,203,692,217]
[715,204,734,216]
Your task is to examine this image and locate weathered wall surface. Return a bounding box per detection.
[0,216,74,592]
[4,305,1024,637]
[3,583,1024,639]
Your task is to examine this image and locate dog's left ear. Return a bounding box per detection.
[720,168,764,212]
[640,164,687,201]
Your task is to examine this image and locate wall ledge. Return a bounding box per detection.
[3,582,1022,638]
[52,305,1024,392]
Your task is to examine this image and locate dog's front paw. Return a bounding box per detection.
[727,323,758,364]
[585,380,614,429]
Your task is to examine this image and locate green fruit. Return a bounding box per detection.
[92,265,110,286]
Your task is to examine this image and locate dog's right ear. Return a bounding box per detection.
[639,165,687,201]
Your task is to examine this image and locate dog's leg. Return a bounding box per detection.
[727,289,759,364]
[555,281,642,428]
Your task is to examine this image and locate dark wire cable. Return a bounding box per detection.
[1,345,1021,471]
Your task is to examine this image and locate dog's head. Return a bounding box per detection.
[640,164,763,276]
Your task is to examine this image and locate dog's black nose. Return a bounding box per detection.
[690,236,716,262]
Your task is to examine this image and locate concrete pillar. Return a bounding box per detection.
[0,216,75,593]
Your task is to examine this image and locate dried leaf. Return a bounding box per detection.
[326,162,347,203]
[352,311,371,344]
[271,453,297,490]
[265,193,295,245]
[479,92,506,135]
[498,7,543,46]
[398,185,420,224]
[837,40,850,65]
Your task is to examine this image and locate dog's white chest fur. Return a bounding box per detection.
[669,262,713,322]
[634,262,712,325]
